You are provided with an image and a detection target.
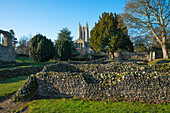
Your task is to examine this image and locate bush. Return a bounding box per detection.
[55,28,73,61]
[30,34,54,62]
[55,40,71,61]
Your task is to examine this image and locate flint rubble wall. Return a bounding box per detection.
[36,72,169,102]
[0,66,43,80]
[12,63,170,102]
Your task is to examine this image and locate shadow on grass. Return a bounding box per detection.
[0,76,28,84]
[0,62,51,70]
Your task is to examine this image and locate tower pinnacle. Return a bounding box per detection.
[79,22,81,28]
[86,22,88,28]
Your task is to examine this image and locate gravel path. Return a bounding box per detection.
[0,97,28,113]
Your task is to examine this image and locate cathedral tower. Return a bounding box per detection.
[85,22,89,42]
[78,22,82,39]
[78,22,89,42]
[75,22,93,55]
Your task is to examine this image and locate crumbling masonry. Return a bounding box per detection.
[0,29,15,62]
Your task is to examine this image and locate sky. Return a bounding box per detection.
[0,0,127,42]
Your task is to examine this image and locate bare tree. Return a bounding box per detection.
[122,0,170,59]
[16,34,32,56]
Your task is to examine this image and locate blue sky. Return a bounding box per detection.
[0,0,127,42]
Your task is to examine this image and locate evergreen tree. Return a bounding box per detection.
[55,28,75,61]
[58,28,73,42]
[60,40,71,61]
[89,12,134,57]
[30,34,54,62]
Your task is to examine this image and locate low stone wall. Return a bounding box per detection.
[12,75,38,102]
[12,71,170,103]
[0,66,43,80]
[11,63,170,103]
[114,51,148,62]
[0,45,15,62]
[35,72,169,103]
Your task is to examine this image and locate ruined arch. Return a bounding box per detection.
[0,30,12,47]
[0,29,15,62]
[0,33,4,45]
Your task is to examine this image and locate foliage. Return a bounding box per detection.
[131,34,152,51]
[9,29,18,49]
[55,28,75,61]
[134,41,147,52]
[89,12,134,56]
[55,39,71,61]
[57,27,73,41]
[122,0,170,59]
[25,99,170,113]
[16,36,30,55]
[0,76,27,98]
[30,34,54,62]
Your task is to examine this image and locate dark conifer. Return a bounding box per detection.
[89,12,134,57]
[30,34,54,62]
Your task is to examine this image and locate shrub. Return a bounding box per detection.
[55,28,73,61]
[30,34,54,62]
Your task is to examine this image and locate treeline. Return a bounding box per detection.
[30,28,75,62]
[28,13,134,62]
[12,0,169,62]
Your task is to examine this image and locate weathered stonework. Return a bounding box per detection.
[0,66,43,80]
[74,22,93,55]
[12,75,38,102]
[0,29,15,62]
[114,51,149,62]
[36,72,169,102]
[12,63,170,103]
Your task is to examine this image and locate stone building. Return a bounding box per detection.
[74,22,93,55]
[148,47,170,61]
[0,29,15,62]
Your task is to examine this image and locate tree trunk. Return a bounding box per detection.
[111,51,114,59]
[162,44,169,59]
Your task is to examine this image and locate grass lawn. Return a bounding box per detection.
[1,58,170,112]
[24,98,170,113]
[0,57,56,70]
[148,59,170,65]
[15,57,35,63]
[0,76,28,98]
[15,57,56,64]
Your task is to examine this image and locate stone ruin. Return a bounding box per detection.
[114,51,149,63]
[0,29,15,62]
[12,63,170,103]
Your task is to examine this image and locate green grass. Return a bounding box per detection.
[15,57,56,65]
[25,98,170,113]
[148,59,170,65]
[15,57,56,64]
[0,76,28,98]
[0,65,31,70]
[15,57,35,63]
[0,57,56,70]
